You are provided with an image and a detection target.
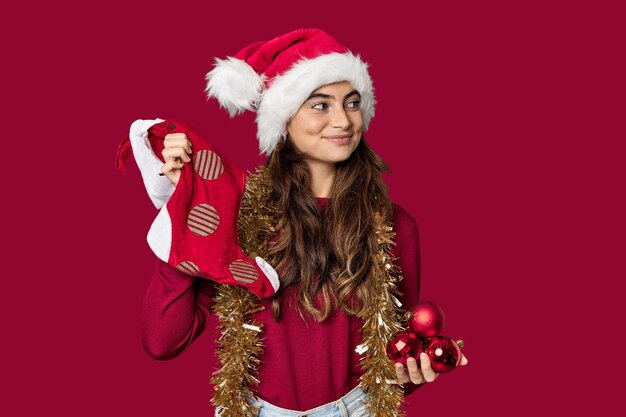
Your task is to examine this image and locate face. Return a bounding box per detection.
[286,81,363,170]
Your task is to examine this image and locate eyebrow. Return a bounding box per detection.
[305,90,361,102]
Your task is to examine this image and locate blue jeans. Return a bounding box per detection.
[216,385,371,417]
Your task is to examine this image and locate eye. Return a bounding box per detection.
[346,100,361,109]
[312,102,328,110]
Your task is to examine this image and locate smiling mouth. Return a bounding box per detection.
[324,134,352,140]
[324,135,351,144]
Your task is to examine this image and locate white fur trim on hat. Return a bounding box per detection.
[256,52,376,155]
[205,57,266,117]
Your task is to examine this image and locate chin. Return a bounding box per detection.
[329,151,355,163]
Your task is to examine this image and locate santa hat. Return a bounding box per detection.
[204,28,376,155]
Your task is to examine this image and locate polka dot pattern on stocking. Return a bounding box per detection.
[229,260,259,284]
[193,150,224,180]
[175,261,200,275]
[188,204,220,236]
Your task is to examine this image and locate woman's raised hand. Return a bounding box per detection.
[395,351,468,385]
[160,133,193,186]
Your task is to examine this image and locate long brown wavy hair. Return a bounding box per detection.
[263,134,394,322]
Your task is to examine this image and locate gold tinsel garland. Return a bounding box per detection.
[210,166,411,417]
[356,213,414,417]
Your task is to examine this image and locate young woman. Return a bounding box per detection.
[138,29,467,417]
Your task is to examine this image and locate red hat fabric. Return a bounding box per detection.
[117,119,279,299]
[205,28,376,155]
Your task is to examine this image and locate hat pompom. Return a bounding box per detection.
[205,57,265,117]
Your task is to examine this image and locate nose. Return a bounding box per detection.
[330,107,352,130]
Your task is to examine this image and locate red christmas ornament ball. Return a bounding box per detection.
[424,336,461,373]
[386,331,423,367]
[408,301,445,338]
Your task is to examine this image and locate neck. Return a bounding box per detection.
[306,160,336,198]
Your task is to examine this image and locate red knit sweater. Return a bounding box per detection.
[141,198,422,412]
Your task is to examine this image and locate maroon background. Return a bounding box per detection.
[3,1,624,416]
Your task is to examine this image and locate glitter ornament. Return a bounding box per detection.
[424,336,463,373]
[408,301,445,338]
[386,331,424,367]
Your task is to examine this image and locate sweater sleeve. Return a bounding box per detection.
[140,257,216,360]
[390,205,424,397]
[395,221,420,310]
[396,223,425,396]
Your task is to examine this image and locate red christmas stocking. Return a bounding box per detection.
[117,119,279,298]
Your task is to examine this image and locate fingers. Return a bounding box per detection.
[162,133,192,163]
[406,357,426,384]
[160,159,185,174]
[394,358,426,385]
[395,363,410,384]
[164,133,192,155]
[419,353,439,383]
[162,146,192,163]
[395,351,466,386]
[158,134,192,187]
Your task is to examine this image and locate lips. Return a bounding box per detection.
[324,134,352,144]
